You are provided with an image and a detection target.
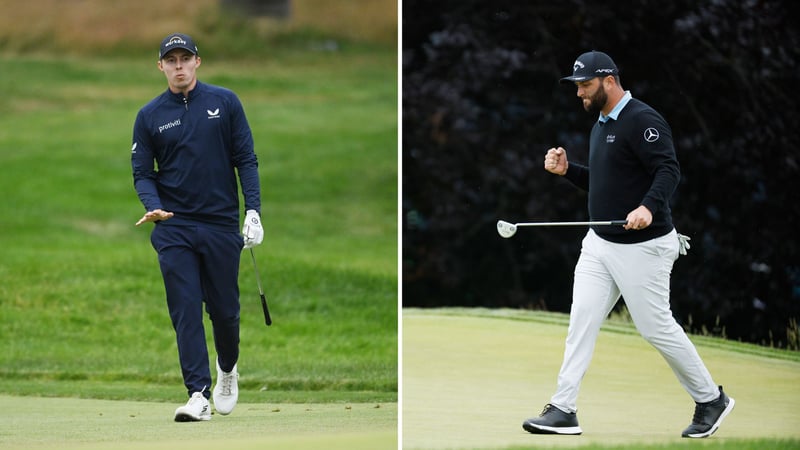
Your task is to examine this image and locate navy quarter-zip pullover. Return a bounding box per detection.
[132,81,260,231]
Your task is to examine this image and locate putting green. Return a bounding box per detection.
[402,308,800,449]
[0,396,396,449]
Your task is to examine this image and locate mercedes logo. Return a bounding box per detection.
[644,128,660,142]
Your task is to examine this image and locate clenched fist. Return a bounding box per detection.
[544,147,568,175]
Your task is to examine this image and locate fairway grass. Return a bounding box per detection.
[0,2,399,448]
[402,308,800,450]
[0,49,397,402]
[0,42,397,450]
[0,395,397,450]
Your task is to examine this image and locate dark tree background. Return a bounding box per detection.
[402,0,800,348]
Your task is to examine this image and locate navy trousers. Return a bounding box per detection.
[151,223,242,398]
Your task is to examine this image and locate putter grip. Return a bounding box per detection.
[261,294,272,326]
[611,220,628,226]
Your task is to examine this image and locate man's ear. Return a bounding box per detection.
[157,59,164,73]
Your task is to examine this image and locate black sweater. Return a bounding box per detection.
[564,98,679,243]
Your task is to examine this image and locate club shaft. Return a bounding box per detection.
[249,248,264,295]
[249,248,272,326]
[514,220,627,227]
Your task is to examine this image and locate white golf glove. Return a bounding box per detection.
[677,233,691,256]
[242,209,264,249]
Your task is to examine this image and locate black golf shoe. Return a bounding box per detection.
[681,386,735,438]
[522,404,582,435]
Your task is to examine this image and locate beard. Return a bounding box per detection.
[584,83,608,115]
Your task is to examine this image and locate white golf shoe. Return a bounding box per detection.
[212,359,239,415]
[174,392,211,422]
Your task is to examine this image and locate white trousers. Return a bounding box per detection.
[550,229,719,413]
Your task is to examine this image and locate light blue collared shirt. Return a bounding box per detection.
[598,90,632,123]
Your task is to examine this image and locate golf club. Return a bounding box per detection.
[496,219,628,238]
[249,248,272,326]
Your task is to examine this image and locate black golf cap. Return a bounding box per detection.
[560,50,618,83]
[159,33,199,59]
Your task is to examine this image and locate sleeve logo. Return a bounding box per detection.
[644,128,660,142]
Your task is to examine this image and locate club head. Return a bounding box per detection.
[496,220,517,238]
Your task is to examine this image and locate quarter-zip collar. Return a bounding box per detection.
[168,81,202,110]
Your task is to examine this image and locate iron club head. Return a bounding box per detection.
[496,220,517,238]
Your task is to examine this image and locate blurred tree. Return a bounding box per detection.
[402,0,800,348]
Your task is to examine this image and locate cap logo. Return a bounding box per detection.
[166,36,187,48]
[573,60,585,72]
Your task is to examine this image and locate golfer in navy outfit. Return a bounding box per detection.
[131,33,263,421]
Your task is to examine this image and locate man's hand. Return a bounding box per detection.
[135,209,174,226]
[624,205,653,230]
[242,209,264,249]
[544,147,568,175]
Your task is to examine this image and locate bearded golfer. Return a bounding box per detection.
[131,33,263,421]
[522,51,734,438]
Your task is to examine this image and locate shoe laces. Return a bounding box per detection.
[692,391,724,424]
[188,390,206,406]
[219,370,237,396]
[691,402,711,424]
[541,404,557,417]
